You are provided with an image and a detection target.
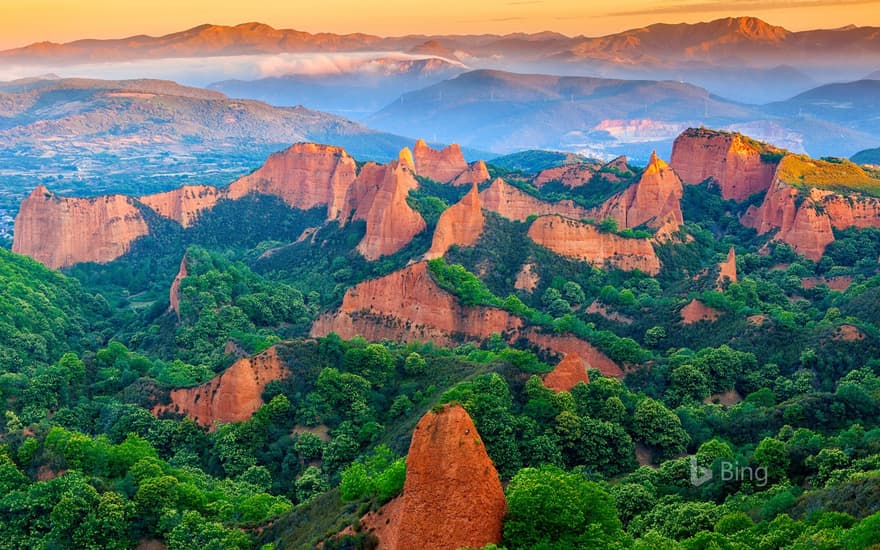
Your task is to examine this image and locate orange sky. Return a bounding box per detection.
[1,0,879,49]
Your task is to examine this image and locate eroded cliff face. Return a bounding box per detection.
[425,183,484,259]
[741,181,835,261]
[680,299,721,324]
[670,128,780,201]
[13,185,149,269]
[139,185,224,227]
[534,163,597,188]
[527,215,661,274]
[226,142,357,218]
[152,346,287,428]
[543,353,590,392]
[523,329,623,377]
[391,404,506,550]
[718,247,737,286]
[451,161,490,186]
[412,139,470,183]
[311,261,522,343]
[590,152,683,235]
[354,161,427,260]
[169,253,188,320]
[479,178,589,222]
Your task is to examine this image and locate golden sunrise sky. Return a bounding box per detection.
[1,0,879,49]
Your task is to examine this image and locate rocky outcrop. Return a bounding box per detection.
[153,346,287,428]
[801,275,852,291]
[479,178,589,222]
[533,163,597,188]
[527,215,661,274]
[670,128,781,201]
[543,353,590,392]
[425,183,484,259]
[523,329,623,377]
[13,186,149,269]
[741,155,880,260]
[311,262,522,343]
[514,263,539,292]
[226,142,357,219]
[718,247,737,286]
[357,405,506,549]
[139,185,223,227]
[169,253,188,320]
[354,161,427,260]
[680,299,721,324]
[451,161,490,186]
[390,404,506,550]
[413,139,470,183]
[590,151,683,235]
[741,181,835,261]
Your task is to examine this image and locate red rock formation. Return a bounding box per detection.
[226,142,357,218]
[13,185,149,269]
[523,329,623,377]
[543,353,590,392]
[741,181,835,261]
[393,404,506,550]
[354,161,427,260]
[534,163,597,188]
[169,253,188,320]
[590,151,683,235]
[139,185,223,227]
[311,262,522,343]
[412,139,469,183]
[680,299,721,324]
[801,275,852,291]
[426,183,484,259]
[514,263,539,292]
[741,155,880,260]
[451,160,490,186]
[479,177,589,222]
[527,215,661,274]
[153,346,287,428]
[670,128,780,201]
[717,247,737,286]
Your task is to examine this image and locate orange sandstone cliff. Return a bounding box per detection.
[226,142,358,218]
[718,247,737,286]
[153,346,287,427]
[589,152,683,234]
[311,261,522,343]
[139,185,224,227]
[412,139,470,183]
[425,183,484,259]
[451,160,490,186]
[534,163,598,188]
[13,186,149,269]
[368,404,506,550]
[527,215,661,274]
[670,128,781,202]
[353,161,427,260]
[479,177,589,222]
[543,353,591,392]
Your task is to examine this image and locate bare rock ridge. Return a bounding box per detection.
[451,160,491,186]
[589,151,683,235]
[680,299,722,324]
[527,215,661,274]
[426,183,485,259]
[412,139,471,183]
[543,353,591,392]
[534,162,598,188]
[169,253,189,320]
[140,185,224,228]
[479,177,589,222]
[671,128,781,202]
[152,346,287,428]
[12,185,149,269]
